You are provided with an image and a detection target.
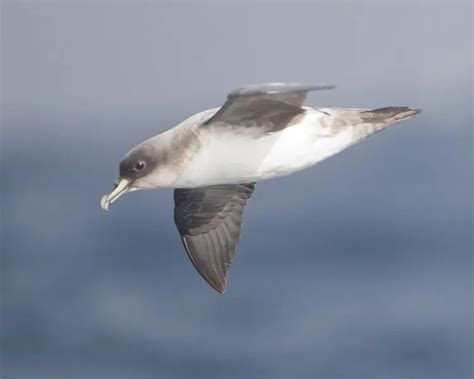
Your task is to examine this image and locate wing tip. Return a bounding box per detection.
[211,281,227,294]
[181,235,228,294]
[311,83,336,91]
[200,273,227,294]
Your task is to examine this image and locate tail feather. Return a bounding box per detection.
[361,107,421,124]
[341,106,421,140]
[315,106,421,140]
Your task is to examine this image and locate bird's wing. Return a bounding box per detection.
[173,183,255,293]
[204,82,335,132]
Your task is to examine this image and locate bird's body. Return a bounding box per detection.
[169,107,349,187]
[130,105,416,189]
[101,82,420,293]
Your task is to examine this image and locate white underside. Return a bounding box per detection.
[173,107,360,187]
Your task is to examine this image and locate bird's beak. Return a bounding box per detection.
[100,178,131,211]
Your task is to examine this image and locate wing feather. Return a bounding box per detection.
[174,183,255,293]
[204,82,335,132]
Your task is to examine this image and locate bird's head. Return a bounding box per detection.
[100,143,160,211]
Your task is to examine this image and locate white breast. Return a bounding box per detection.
[172,108,357,187]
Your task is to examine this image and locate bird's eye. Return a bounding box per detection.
[135,161,146,170]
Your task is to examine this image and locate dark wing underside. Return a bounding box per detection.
[174,183,255,293]
[204,82,335,133]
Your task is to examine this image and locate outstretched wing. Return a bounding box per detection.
[204,82,335,132]
[174,183,255,293]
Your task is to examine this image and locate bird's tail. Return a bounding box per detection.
[342,106,421,139]
[361,107,421,125]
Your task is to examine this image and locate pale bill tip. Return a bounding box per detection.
[100,178,130,211]
[100,194,110,211]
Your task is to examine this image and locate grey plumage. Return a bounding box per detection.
[174,183,255,293]
[227,82,335,102]
[205,82,335,132]
[360,107,421,124]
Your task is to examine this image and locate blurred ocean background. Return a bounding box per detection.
[1,1,472,378]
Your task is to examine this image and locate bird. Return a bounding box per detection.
[100,82,420,293]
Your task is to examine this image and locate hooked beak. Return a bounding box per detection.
[100,178,131,211]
